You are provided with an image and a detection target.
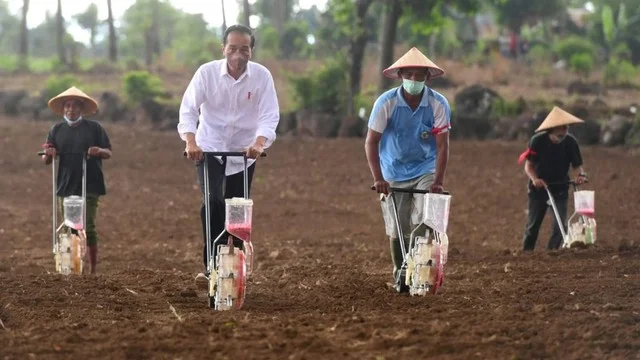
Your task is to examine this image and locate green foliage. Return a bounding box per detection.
[490,97,525,117]
[553,36,597,62]
[528,44,552,63]
[255,24,281,59]
[169,13,220,67]
[492,0,564,31]
[288,56,348,114]
[569,53,594,78]
[602,4,615,46]
[43,74,80,99]
[119,0,219,64]
[281,21,312,59]
[603,58,638,86]
[398,1,483,48]
[123,71,165,104]
[612,43,632,60]
[0,55,17,71]
[73,3,99,46]
[354,85,378,118]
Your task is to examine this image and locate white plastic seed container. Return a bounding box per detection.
[574,190,595,217]
[63,196,84,230]
[422,193,451,234]
[225,198,253,242]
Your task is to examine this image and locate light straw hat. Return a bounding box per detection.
[47,86,98,116]
[382,47,445,80]
[535,106,584,132]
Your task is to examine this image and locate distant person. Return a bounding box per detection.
[41,86,113,274]
[517,106,588,251]
[364,47,451,288]
[177,24,280,289]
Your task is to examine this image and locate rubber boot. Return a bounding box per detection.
[389,237,406,280]
[87,245,98,274]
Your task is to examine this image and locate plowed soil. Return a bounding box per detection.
[1,118,638,360]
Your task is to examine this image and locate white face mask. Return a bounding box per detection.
[64,115,83,126]
[402,79,426,95]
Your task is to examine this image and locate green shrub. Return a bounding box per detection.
[553,36,596,62]
[490,97,525,117]
[123,71,165,104]
[288,56,348,114]
[569,53,594,78]
[612,43,631,61]
[43,74,80,99]
[604,59,638,86]
[528,44,552,63]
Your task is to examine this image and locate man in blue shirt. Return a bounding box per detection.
[365,47,451,284]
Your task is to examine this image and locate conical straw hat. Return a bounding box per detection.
[47,86,98,116]
[383,47,445,80]
[535,106,584,132]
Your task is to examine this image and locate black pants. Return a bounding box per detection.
[522,191,568,251]
[196,155,255,270]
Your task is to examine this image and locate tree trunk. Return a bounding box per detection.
[90,27,96,50]
[428,33,437,57]
[145,28,153,67]
[56,0,66,65]
[221,0,227,35]
[347,0,374,117]
[242,0,251,27]
[19,0,29,67]
[107,0,118,62]
[377,0,401,95]
[151,0,161,56]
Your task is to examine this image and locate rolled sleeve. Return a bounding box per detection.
[527,135,542,163]
[177,66,207,141]
[569,137,583,168]
[368,96,390,134]
[256,72,280,148]
[432,96,451,135]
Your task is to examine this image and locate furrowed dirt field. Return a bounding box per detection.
[0,117,638,360]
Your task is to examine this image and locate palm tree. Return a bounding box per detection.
[107,0,118,62]
[221,0,227,34]
[19,0,29,68]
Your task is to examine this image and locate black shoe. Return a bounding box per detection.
[394,268,409,293]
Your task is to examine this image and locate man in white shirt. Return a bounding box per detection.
[177,24,280,289]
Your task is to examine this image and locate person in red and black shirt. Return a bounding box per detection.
[518,107,588,250]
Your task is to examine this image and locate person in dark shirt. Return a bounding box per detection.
[518,106,588,251]
[41,86,112,274]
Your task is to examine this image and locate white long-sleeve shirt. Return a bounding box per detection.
[177,59,280,175]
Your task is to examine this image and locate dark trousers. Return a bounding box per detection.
[196,155,255,270]
[522,191,568,251]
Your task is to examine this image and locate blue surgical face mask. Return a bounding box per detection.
[64,115,83,126]
[402,79,425,95]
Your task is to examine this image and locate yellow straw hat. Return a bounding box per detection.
[47,86,98,116]
[535,106,584,132]
[382,47,445,80]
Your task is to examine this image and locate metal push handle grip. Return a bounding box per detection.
[182,151,267,158]
[37,151,91,156]
[545,179,589,186]
[370,185,450,195]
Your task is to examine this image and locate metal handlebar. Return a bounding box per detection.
[37,150,88,255]
[182,151,267,158]
[370,185,451,196]
[183,150,268,274]
[37,151,95,157]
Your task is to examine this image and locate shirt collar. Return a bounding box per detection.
[395,86,431,108]
[220,59,252,79]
